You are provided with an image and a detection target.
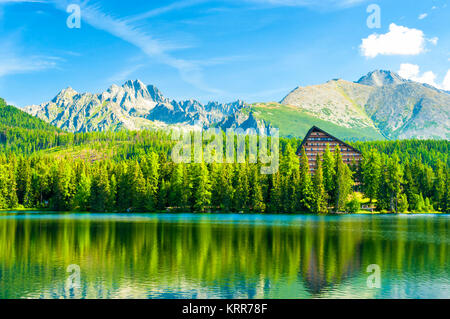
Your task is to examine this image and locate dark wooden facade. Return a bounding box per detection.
[297,126,362,173]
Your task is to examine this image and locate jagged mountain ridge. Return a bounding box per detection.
[24,80,264,133]
[24,71,450,140]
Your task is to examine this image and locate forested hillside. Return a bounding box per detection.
[0,122,448,213]
[0,98,63,154]
[0,98,60,131]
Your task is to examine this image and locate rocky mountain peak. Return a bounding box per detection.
[123,79,146,90]
[146,84,166,103]
[52,87,78,103]
[357,70,406,87]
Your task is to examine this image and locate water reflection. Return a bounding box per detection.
[0,213,449,299]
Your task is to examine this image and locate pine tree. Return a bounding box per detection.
[7,164,18,208]
[433,160,446,211]
[210,163,234,212]
[280,144,300,212]
[16,157,32,207]
[298,147,313,212]
[333,146,353,212]
[386,155,404,213]
[232,164,249,212]
[129,161,147,212]
[0,164,8,208]
[51,161,75,211]
[144,152,159,210]
[445,170,450,213]
[403,164,418,211]
[398,193,409,213]
[168,163,185,210]
[362,149,381,203]
[116,162,131,211]
[322,145,335,203]
[312,155,328,214]
[73,171,91,211]
[90,165,111,212]
[249,164,266,213]
[191,162,211,212]
[268,171,282,214]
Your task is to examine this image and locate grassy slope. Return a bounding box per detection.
[248,103,385,141]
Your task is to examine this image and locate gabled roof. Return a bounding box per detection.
[296,126,362,155]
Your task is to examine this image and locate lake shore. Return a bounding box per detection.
[0,209,446,215]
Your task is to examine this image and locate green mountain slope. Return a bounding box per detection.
[0,98,59,132]
[248,103,385,141]
[0,98,62,154]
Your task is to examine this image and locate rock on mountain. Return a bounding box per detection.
[280,70,450,140]
[24,80,253,133]
[356,70,406,87]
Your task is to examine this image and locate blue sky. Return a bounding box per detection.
[0,0,449,107]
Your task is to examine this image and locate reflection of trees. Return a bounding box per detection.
[0,215,448,298]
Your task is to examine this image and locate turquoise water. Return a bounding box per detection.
[0,212,449,299]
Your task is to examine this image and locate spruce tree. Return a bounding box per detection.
[333,146,353,212]
[362,149,381,203]
[0,164,8,208]
[322,145,335,203]
[298,147,313,212]
[386,155,404,213]
[169,163,184,210]
[433,160,446,211]
[232,164,249,212]
[268,171,282,214]
[7,165,18,209]
[312,155,328,214]
[90,165,111,212]
[191,163,211,212]
[249,164,266,213]
[73,171,91,211]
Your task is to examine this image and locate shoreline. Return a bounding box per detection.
[0,209,446,215]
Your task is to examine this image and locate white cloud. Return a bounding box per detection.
[398,63,450,90]
[443,70,450,91]
[429,37,438,45]
[418,13,428,20]
[361,24,433,58]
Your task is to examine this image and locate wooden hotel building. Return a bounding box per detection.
[297,126,362,173]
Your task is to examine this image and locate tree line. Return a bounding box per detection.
[0,139,448,213]
[1,98,448,213]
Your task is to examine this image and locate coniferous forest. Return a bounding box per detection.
[0,98,449,214]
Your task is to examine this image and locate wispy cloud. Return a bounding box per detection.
[0,36,59,77]
[244,0,367,9]
[106,63,145,84]
[126,0,207,22]
[46,0,224,94]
